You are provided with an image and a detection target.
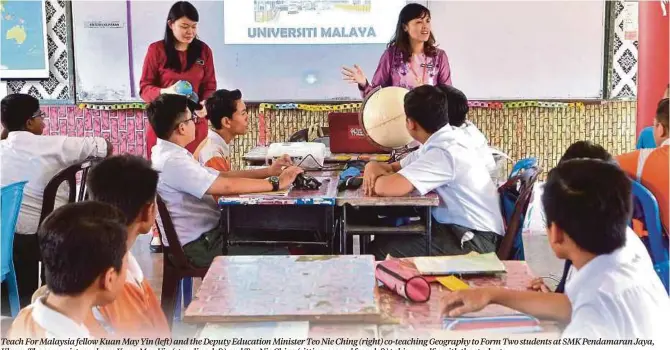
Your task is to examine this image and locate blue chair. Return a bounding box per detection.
[630,181,669,293]
[498,158,541,260]
[1,181,28,317]
[636,126,657,149]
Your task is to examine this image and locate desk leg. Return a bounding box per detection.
[223,206,231,255]
[360,236,370,255]
[426,207,432,256]
[325,206,334,254]
[341,206,348,255]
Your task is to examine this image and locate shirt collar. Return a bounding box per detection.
[126,251,143,284]
[32,296,91,338]
[661,138,670,147]
[565,244,632,299]
[6,130,35,142]
[155,138,191,156]
[208,128,230,147]
[422,124,457,147]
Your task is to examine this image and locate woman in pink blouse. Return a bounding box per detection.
[342,3,452,98]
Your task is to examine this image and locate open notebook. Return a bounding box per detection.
[413,252,506,276]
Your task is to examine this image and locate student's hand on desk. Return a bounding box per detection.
[441,288,494,317]
[527,278,550,293]
[269,154,293,176]
[278,166,303,190]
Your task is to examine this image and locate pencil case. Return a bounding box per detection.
[375,259,431,303]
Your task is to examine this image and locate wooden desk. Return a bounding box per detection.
[195,260,558,338]
[244,146,390,166]
[378,260,538,332]
[337,188,440,255]
[218,172,339,251]
[184,255,380,324]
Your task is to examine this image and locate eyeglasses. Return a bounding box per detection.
[31,110,46,119]
[174,116,199,130]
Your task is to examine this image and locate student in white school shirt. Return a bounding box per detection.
[147,94,303,268]
[362,85,504,260]
[442,159,670,340]
[8,202,128,339]
[437,84,496,175]
[0,93,112,310]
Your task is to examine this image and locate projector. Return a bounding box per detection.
[266,142,327,170]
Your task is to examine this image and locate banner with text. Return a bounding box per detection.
[224,0,407,44]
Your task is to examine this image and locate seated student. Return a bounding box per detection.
[442,159,670,339]
[637,85,669,149]
[195,88,291,177]
[363,85,504,259]
[84,155,169,338]
[148,94,303,268]
[0,93,112,310]
[7,202,128,338]
[526,141,651,295]
[438,84,496,174]
[618,98,669,236]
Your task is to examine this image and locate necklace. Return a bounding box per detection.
[408,54,427,86]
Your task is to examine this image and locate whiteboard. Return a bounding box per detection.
[72,0,606,102]
[427,0,606,99]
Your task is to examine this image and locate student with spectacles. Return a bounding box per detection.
[147,94,302,268]
[0,93,112,314]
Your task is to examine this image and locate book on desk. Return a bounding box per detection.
[413,252,507,276]
[442,314,542,333]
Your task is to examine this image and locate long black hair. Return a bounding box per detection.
[388,3,437,63]
[163,1,203,72]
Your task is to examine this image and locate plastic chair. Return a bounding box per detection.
[636,126,656,150]
[1,181,28,316]
[38,158,101,226]
[154,196,209,328]
[630,181,669,293]
[498,158,541,260]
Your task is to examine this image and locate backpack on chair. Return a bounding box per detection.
[497,158,541,260]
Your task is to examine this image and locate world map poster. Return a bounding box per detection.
[0,0,49,78]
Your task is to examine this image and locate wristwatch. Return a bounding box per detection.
[268,176,279,191]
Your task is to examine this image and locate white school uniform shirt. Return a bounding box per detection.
[562,229,670,340]
[397,124,504,235]
[0,131,108,235]
[151,139,220,246]
[563,227,652,285]
[458,121,496,174]
[27,296,91,338]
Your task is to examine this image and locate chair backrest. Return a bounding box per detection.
[38,158,101,226]
[631,181,668,264]
[1,181,28,277]
[155,195,196,270]
[289,125,329,142]
[497,159,541,260]
[636,126,657,150]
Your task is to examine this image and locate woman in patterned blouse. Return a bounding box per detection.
[341,3,452,98]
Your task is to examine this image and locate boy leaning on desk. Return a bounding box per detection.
[362,85,504,260]
[441,158,670,340]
